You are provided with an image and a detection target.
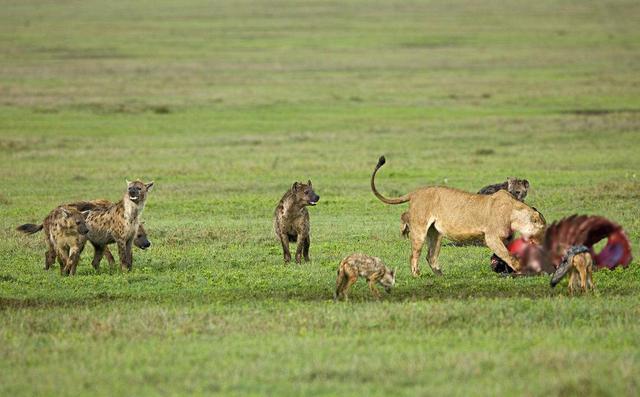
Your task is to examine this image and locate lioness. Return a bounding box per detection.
[371,156,546,276]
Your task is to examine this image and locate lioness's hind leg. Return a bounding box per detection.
[409,224,428,277]
[426,226,443,276]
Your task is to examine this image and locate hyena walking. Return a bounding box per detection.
[17,206,90,275]
[67,199,151,269]
[83,180,154,271]
[334,253,396,301]
[273,180,319,263]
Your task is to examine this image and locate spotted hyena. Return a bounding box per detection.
[67,199,151,269]
[17,206,90,275]
[273,180,319,263]
[334,253,396,301]
[83,180,154,271]
[478,177,530,202]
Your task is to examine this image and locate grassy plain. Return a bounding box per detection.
[1,0,639,395]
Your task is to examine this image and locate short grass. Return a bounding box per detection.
[1,0,639,396]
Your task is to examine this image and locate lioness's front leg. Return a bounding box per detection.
[485,235,521,273]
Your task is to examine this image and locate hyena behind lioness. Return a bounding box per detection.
[478,177,530,202]
[17,206,90,275]
[83,180,153,271]
[273,180,319,263]
[67,199,151,269]
[334,253,396,301]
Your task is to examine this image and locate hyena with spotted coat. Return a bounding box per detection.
[478,177,530,202]
[273,180,319,263]
[67,199,151,269]
[84,180,153,271]
[334,253,396,301]
[17,206,90,275]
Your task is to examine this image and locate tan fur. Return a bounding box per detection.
[334,253,396,301]
[17,206,90,275]
[400,211,410,238]
[67,199,151,270]
[372,156,546,276]
[84,180,153,271]
[567,253,594,294]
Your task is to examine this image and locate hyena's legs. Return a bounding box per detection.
[302,235,311,262]
[485,234,521,273]
[426,226,444,276]
[103,247,116,267]
[57,247,71,276]
[66,245,83,276]
[44,238,56,270]
[90,242,105,271]
[294,234,305,264]
[277,233,292,263]
[117,239,134,271]
[409,223,428,277]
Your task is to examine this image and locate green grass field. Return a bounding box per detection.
[1,0,639,395]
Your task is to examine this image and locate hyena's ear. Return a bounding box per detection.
[291,182,299,192]
[523,179,530,189]
[307,179,312,187]
[390,268,396,277]
[125,178,132,186]
[507,177,515,190]
[60,207,71,218]
[81,210,91,219]
[145,181,154,192]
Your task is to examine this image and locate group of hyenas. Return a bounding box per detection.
[17,180,153,275]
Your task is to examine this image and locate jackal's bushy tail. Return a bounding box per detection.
[550,245,590,288]
[370,156,411,205]
[16,223,43,235]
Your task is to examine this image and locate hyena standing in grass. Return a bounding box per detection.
[273,180,319,263]
[334,253,396,301]
[83,180,154,271]
[67,199,151,269]
[17,206,90,275]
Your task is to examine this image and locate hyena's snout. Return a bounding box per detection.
[309,192,320,206]
[78,224,89,235]
[128,186,141,200]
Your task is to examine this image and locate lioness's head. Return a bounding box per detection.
[512,206,546,242]
[125,180,154,206]
[291,180,320,207]
[380,267,396,293]
[507,177,530,202]
[59,207,90,235]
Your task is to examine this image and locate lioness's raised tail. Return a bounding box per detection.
[371,155,410,205]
